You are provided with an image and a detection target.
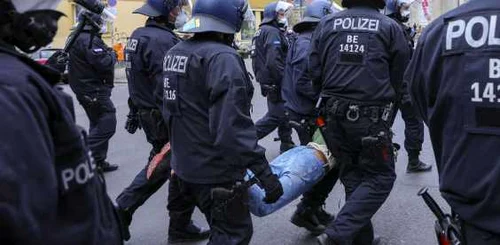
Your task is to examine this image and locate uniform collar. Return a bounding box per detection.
[145,18,175,32]
[0,40,62,85]
[349,6,381,12]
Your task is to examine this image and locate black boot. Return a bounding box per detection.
[280,141,296,154]
[315,205,335,226]
[97,160,119,173]
[290,202,325,236]
[168,221,210,244]
[115,205,132,241]
[372,235,386,245]
[317,234,337,245]
[406,151,432,173]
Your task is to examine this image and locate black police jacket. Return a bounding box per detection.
[282,30,319,116]
[69,31,116,95]
[162,38,270,184]
[405,0,500,235]
[251,22,288,86]
[126,19,179,109]
[0,42,121,244]
[309,6,411,103]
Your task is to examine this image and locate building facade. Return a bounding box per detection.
[51,0,464,49]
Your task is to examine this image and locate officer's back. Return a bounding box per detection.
[406,0,500,239]
[252,24,287,86]
[69,31,115,94]
[282,30,317,116]
[126,19,179,109]
[310,7,410,103]
[163,38,256,184]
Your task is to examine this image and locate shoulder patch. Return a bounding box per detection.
[126,38,139,52]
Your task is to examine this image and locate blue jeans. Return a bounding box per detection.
[247,146,326,217]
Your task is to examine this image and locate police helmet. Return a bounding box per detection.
[180,0,248,34]
[8,0,62,13]
[293,0,332,32]
[2,0,64,53]
[342,0,386,9]
[262,2,279,24]
[261,1,294,25]
[78,10,104,30]
[134,0,180,17]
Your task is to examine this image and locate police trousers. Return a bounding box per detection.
[255,97,293,143]
[286,109,339,207]
[175,177,253,245]
[323,104,396,245]
[462,221,500,245]
[399,102,424,153]
[77,91,116,163]
[116,108,195,233]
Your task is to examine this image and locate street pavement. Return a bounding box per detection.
[64,63,449,245]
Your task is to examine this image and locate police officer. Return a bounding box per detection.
[311,0,410,244]
[115,0,209,242]
[251,1,295,153]
[163,0,284,243]
[282,0,339,235]
[68,10,118,172]
[385,0,432,173]
[405,0,500,243]
[0,1,121,243]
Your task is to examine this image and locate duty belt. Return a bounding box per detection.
[327,98,393,123]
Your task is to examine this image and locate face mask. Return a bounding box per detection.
[100,24,107,34]
[175,10,189,30]
[278,17,288,28]
[400,9,410,22]
[12,10,64,53]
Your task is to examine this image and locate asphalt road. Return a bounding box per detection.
[64,64,449,245]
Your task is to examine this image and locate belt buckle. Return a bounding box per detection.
[381,103,393,121]
[346,105,360,122]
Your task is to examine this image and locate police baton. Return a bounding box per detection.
[418,187,463,245]
[64,0,116,53]
[314,97,339,157]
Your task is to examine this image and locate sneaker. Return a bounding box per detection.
[97,161,119,173]
[315,206,335,226]
[290,205,325,236]
[168,221,210,244]
[317,234,337,245]
[115,205,132,241]
[406,158,432,173]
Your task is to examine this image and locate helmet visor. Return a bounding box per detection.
[12,0,62,13]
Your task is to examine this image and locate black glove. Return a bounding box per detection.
[257,171,283,204]
[46,50,68,74]
[125,112,140,134]
[125,98,141,134]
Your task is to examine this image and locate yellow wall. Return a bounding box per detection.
[51,0,343,48]
[52,0,146,48]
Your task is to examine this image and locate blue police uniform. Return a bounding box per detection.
[405,0,500,243]
[116,18,205,241]
[163,37,279,244]
[282,30,318,145]
[68,30,117,168]
[118,19,178,212]
[0,42,122,244]
[310,6,410,244]
[386,5,431,172]
[284,30,340,234]
[251,21,294,149]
